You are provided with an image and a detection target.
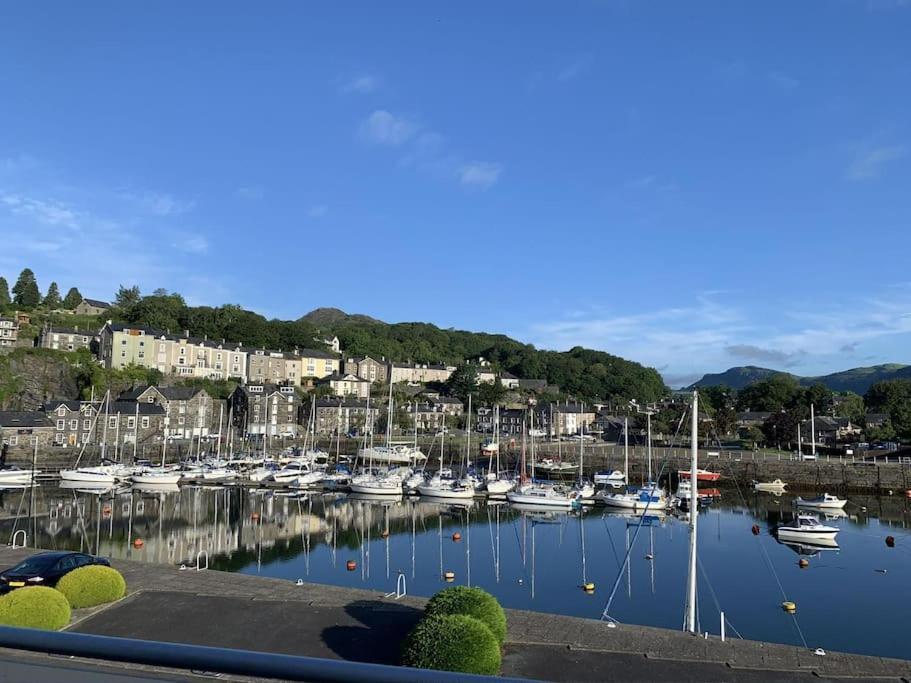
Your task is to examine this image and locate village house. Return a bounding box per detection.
[499,371,520,389]
[814,416,863,446]
[389,362,456,385]
[246,348,304,387]
[865,413,889,429]
[74,298,111,316]
[537,403,597,437]
[0,316,18,348]
[343,356,389,384]
[319,373,371,399]
[120,385,217,440]
[310,398,378,436]
[412,401,451,433]
[298,348,340,380]
[100,401,167,450]
[736,411,773,428]
[229,384,301,438]
[431,395,464,416]
[44,399,100,447]
[0,411,55,449]
[38,326,95,352]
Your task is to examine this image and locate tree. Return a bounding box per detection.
[761,410,801,451]
[0,277,9,307]
[11,268,40,309]
[43,281,61,309]
[865,379,911,441]
[833,392,865,423]
[478,379,507,407]
[62,287,83,310]
[445,364,479,403]
[735,375,801,412]
[114,285,142,310]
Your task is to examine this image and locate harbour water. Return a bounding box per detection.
[3,483,910,661]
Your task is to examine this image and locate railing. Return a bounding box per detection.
[196,550,208,571]
[9,530,27,549]
[385,571,407,600]
[0,626,519,682]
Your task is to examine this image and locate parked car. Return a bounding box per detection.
[0,551,110,593]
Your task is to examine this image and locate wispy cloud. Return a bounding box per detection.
[236,185,264,200]
[340,75,380,94]
[846,144,906,180]
[173,234,209,254]
[458,162,503,190]
[359,110,417,146]
[725,344,805,367]
[307,204,328,218]
[0,191,79,229]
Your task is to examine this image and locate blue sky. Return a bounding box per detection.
[1,1,910,386]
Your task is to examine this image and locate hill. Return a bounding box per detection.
[689,363,911,395]
[299,307,385,327]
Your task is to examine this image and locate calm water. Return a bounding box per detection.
[3,483,911,660]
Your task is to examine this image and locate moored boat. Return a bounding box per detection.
[776,513,839,541]
[795,493,847,509]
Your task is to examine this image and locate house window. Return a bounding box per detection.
[216,353,222,361]
[83,420,91,430]
[81,432,90,443]
[108,417,116,429]
[57,419,65,430]
[57,406,66,416]
[7,436,17,446]
[127,417,136,429]
[121,351,127,358]
[55,432,64,444]
[178,417,185,425]
[148,397,154,403]
[179,347,186,355]
[69,419,78,430]
[141,416,150,429]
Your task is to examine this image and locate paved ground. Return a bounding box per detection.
[2,546,911,682]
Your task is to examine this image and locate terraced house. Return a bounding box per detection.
[119,385,217,440]
[0,316,18,348]
[229,384,301,438]
[311,398,378,436]
[246,348,304,386]
[343,355,388,383]
[38,326,95,352]
[44,399,101,447]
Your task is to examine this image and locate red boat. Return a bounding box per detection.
[678,468,721,482]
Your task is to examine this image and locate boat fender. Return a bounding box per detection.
[452,532,462,542]
[886,535,895,548]
[133,538,144,549]
[346,560,357,571]
[798,559,809,569]
[781,601,796,613]
[751,525,760,536]
[444,571,455,582]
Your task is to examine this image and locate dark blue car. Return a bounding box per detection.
[0,551,110,593]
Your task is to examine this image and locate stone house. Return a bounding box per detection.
[343,356,389,384]
[120,386,217,440]
[388,362,456,385]
[0,411,54,449]
[101,401,167,450]
[44,400,101,447]
[814,416,862,445]
[39,326,95,352]
[74,298,111,316]
[736,412,773,428]
[230,384,301,438]
[246,348,304,386]
[0,316,18,348]
[537,403,596,437]
[310,398,379,436]
[411,402,450,432]
[499,371,520,389]
[319,373,371,399]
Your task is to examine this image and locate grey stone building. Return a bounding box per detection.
[39,326,96,352]
[230,384,301,438]
[0,316,18,349]
[0,411,54,449]
[310,398,379,436]
[74,298,111,316]
[343,356,389,384]
[120,386,218,440]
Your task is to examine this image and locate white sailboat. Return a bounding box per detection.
[507,413,574,509]
[350,384,405,496]
[418,394,475,500]
[60,391,118,485]
[572,410,595,501]
[597,416,665,511]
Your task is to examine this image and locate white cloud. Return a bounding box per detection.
[0,191,79,229]
[175,235,209,254]
[359,110,417,146]
[307,205,328,218]
[846,145,906,180]
[236,185,264,200]
[340,75,379,94]
[458,162,503,190]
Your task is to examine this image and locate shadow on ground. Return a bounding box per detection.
[321,599,423,665]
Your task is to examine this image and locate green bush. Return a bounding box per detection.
[56,565,126,608]
[424,585,507,644]
[0,586,71,630]
[401,614,501,675]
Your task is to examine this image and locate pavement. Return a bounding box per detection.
[2,546,911,682]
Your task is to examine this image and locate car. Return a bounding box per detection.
[0,551,110,593]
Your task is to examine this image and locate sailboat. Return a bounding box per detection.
[60,391,118,485]
[485,406,516,495]
[418,394,475,500]
[507,413,574,509]
[597,416,666,511]
[350,386,406,496]
[571,410,595,501]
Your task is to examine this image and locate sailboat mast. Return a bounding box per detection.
[623,416,629,482]
[810,403,816,458]
[465,393,472,474]
[579,403,584,483]
[685,390,699,634]
[646,411,653,483]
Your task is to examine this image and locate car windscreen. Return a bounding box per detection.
[8,555,59,573]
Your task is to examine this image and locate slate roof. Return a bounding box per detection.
[0,411,54,428]
[82,299,111,309]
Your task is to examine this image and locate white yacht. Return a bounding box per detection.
[507,482,574,508]
[795,493,847,509]
[0,467,39,485]
[776,513,839,541]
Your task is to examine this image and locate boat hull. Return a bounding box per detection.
[417,485,475,500]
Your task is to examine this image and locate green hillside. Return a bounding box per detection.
[690,363,911,395]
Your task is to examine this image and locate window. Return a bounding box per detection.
[121,339,127,345]
[216,352,222,361]
[6,436,16,446]
[57,406,66,416]
[121,351,127,358]
[108,417,116,429]
[55,432,64,444]
[180,347,186,355]
[148,396,154,403]
[141,416,150,428]
[83,420,91,430]
[127,417,136,429]
[57,419,65,430]
[69,419,78,430]
[81,432,90,443]
[178,417,184,425]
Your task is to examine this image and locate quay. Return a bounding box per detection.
[0,545,909,681]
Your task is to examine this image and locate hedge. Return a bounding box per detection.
[0,586,71,630]
[424,586,507,644]
[401,613,501,675]
[56,565,127,608]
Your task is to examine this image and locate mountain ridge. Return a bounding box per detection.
[688,363,911,394]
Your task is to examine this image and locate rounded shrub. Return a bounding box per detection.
[56,565,127,609]
[0,586,71,630]
[401,613,501,675]
[424,585,507,644]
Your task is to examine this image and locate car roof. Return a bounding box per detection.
[28,551,84,561]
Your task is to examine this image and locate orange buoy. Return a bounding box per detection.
[886,535,895,548]
[251,512,260,521]
[798,558,809,569]
[452,532,462,542]
[751,525,760,536]
[346,560,357,571]
[133,538,144,549]
[444,571,455,582]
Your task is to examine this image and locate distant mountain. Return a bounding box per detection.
[689,363,911,395]
[298,307,385,326]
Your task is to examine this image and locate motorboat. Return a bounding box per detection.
[484,475,516,496]
[349,472,405,495]
[417,475,475,500]
[247,464,280,482]
[593,469,625,485]
[535,458,577,474]
[795,493,847,509]
[571,480,596,501]
[59,467,116,485]
[131,468,182,485]
[506,483,574,508]
[596,483,666,511]
[0,467,40,485]
[356,444,426,465]
[753,478,788,493]
[403,472,426,493]
[776,513,839,541]
[678,468,721,482]
[271,462,313,484]
[292,470,326,488]
[201,466,237,481]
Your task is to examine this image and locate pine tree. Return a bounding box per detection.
[0,277,10,307]
[11,268,40,309]
[62,287,83,310]
[44,281,61,308]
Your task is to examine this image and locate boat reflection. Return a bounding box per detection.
[776,536,840,556]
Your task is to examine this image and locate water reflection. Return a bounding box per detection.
[2,484,911,660]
